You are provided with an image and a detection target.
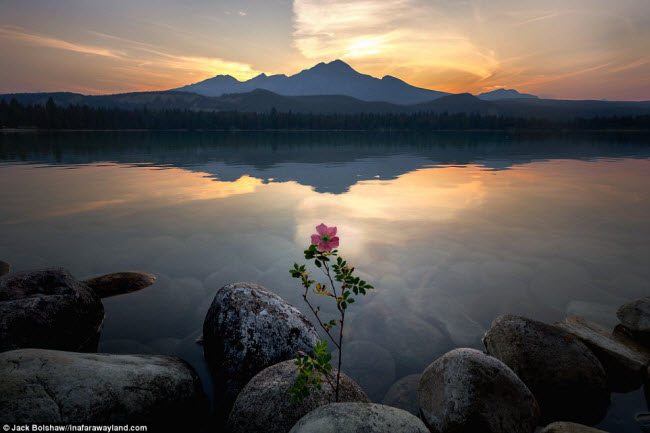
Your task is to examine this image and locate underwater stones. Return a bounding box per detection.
[289,402,429,433]
[227,359,369,433]
[618,297,650,334]
[82,271,156,298]
[540,422,610,433]
[348,300,453,375]
[417,348,539,433]
[555,316,650,392]
[0,260,9,276]
[0,268,104,353]
[332,340,396,402]
[483,314,609,425]
[202,282,319,416]
[381,374,420,416]
[0,348,208,428]
[406,287,486,348]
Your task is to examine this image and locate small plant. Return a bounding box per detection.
[289,223,374,404]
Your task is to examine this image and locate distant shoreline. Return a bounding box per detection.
[3,128,650,133]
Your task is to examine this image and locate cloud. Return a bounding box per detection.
[292,0,498,83]
[238,11,248,16]
[291,0,650,98]
[0,26,124,58]
[0,26,263,93]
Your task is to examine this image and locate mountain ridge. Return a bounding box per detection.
[174,59,451,105]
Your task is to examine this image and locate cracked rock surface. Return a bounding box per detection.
[0,348,208,427]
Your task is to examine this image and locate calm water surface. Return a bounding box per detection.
[1,131,649,431]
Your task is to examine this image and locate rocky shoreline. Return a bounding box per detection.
[0,263,649,432]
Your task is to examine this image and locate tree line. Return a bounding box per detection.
[1,97,648,131]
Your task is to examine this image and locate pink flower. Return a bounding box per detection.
[311,223,339,252]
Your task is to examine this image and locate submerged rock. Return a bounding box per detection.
[289,402,429,433]
[0,348,208,428]
[202,282,319,417]
[381,374,420,416]
[82,271,156,298]
[637,412,650,433]
[417,348,539,433]
[227,359,369,433]
[332,340,396,402]
[618,297,650,334]
[0,260,9,276]
[483,314,609,425]
[0,268,104,353]
[348,300,453,375]
[555,316,650,392]
[540,422,610,433]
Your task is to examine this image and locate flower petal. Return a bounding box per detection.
[317,241,332,252]
[311,234,321,245]
[325,226,337,237]
[316,223,328,236]
[329,237,339,249]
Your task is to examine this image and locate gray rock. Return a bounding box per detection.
[540,422,610,433]
[381,374,420,415]
[418,348,539,433]
[332,340,396,402]
[0,260,9,276]
[227,359,370,433]
[483,314,609,425]
[555,316,650,392]
[202,282,319,417]
[0,348,208,428]
[618,297,650,333]
[82,271,156,298]
[0,268,104,353]
[289,402,429,433]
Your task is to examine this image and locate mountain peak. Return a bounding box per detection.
[477,88,538,101]
[311,59,354,72]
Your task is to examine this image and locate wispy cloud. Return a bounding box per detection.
[0,26,124,58]
[0,26,262,93]
[292,0,498,83]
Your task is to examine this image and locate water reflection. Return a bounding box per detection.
[0,131,649,431]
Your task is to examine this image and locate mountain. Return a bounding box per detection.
[174,59,450,105]
[477,88,538,101]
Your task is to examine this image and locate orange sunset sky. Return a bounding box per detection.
[1,0,649,100]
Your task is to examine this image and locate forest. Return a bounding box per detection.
[1,97,649,131]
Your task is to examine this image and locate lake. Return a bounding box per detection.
[1,131,649,431]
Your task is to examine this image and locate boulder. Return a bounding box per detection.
[0,348,208,429]
[483,315,609,425]
[202,282,319,417]
[555,316,650,392]
[0,268,104,353]
[381,374,420,416]
[227,359,369,433]
[289,402,429,433]
[618,297,650,333]
[540,422,609,433]
[0,260,9,276]
[332,340,396,402]
[418,348,539,433]
[82,271,156,298]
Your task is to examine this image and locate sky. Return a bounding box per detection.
[1,0,649,100]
